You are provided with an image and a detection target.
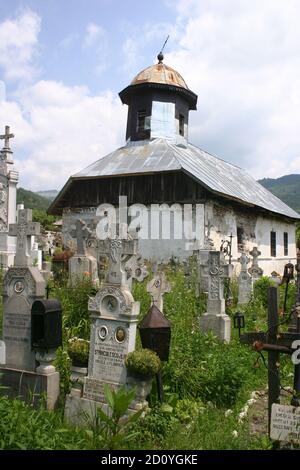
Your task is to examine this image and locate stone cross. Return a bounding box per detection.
[9,209,40,266]
[238,253,250,272]
[125,254,148,288]
[200,251,230,304]
[238,253,252,305]
[0,126,14,150]
[97,236,137,286]
[248,246,263,278]
[70,219,92,256]
[147,272,171,312]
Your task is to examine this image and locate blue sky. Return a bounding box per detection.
[0,0,299,190]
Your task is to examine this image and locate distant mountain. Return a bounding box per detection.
[17,187,51,211]
[258,174,300,214]
[36,190,59,201]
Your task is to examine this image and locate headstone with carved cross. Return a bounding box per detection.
[238,253,252,305]
[65,230,141,425]
[199,250,232,342]
[147,272,171,313]
[125,254,148,290]
[248,246,263,282]
[0,208,60,410]
[2,208,45,371]
[68,218,98,285]
[0,125,18,268]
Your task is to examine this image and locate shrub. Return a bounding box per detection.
[125,349,161,377]
[67,337,90,367]
[253,276,276,308]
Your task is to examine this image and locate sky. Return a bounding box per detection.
[0,0,299,191]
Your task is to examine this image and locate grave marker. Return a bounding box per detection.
[238,253,252,305]
[199,250,232,342]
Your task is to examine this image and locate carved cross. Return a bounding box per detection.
[97,236,137,287]
[0,126,14,149]
[125,254,148,289]
[147,272,171,312]
[238,253,250,272]
[248,246,263,278]
[70,219,92,256]
[200,251,230,301]
[9,209,40,266]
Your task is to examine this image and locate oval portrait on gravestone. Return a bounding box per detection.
[115,326,126,343]
[98,325,108,341]
[14,280,24,294]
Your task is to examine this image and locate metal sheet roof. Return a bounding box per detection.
[69,138,300,220]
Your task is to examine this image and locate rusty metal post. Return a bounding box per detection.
[267,286,281,435]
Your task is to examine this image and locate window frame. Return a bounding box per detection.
[270,231,276,257]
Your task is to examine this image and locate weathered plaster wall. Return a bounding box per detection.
[62,199,297,277]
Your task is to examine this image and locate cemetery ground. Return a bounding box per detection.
[0,264,297,450]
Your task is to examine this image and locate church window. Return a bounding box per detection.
[270,231,276,257]
[179,114,185,136]
[237,227,244,252]
[284,232,288,256]
[137,110,147,132]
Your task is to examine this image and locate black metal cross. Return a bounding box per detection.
[240,285,300,434]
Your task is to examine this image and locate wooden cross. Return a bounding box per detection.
[0,126,14,149]
[97,235,137,287]
[70,219,92,256]
[9,209,40,266]
[240,286,300,434]
[147,272,171,312]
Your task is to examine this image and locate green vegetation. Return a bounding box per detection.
[17,187,51,211]
[67,338,90,367]
[125,349,161,377]
[0,263,298,450]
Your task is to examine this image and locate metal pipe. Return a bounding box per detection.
[253,340,292,354]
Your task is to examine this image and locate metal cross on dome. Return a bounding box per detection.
[0,126,14,150]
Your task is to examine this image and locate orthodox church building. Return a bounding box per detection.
[49,54,300,275]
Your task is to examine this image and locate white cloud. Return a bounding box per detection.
[0,9,41,82]
[165,0,300,179]
[0,80,127,191]
[84,23,106,48]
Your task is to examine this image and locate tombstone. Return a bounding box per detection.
[0,208,60,409]
[238,253,252,305]
[248,246,263,282]
[147,272,171,313]
[0,125,18,268]
[30,237,42,270]
[125,254,148,290]
[199,250,232,342]
[65,233,141,425]
[69,218,98,285]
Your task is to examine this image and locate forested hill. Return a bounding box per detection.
[17,187,51,211]
[258,174,300,214]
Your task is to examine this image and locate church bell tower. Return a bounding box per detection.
[119,53,198,144]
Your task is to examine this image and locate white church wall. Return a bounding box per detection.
[62,199,297,277]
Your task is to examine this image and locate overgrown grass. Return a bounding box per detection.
[1,263,298,450]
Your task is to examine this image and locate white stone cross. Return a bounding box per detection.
[248,246,263,278]
[147,272,171,312]
[98,236,137,287]
[125,255,148,288]
[200,251,230,302]
[70,219,92,256]
[238,253,250,272]
[9,209,40,266]
[0,125,14,149]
